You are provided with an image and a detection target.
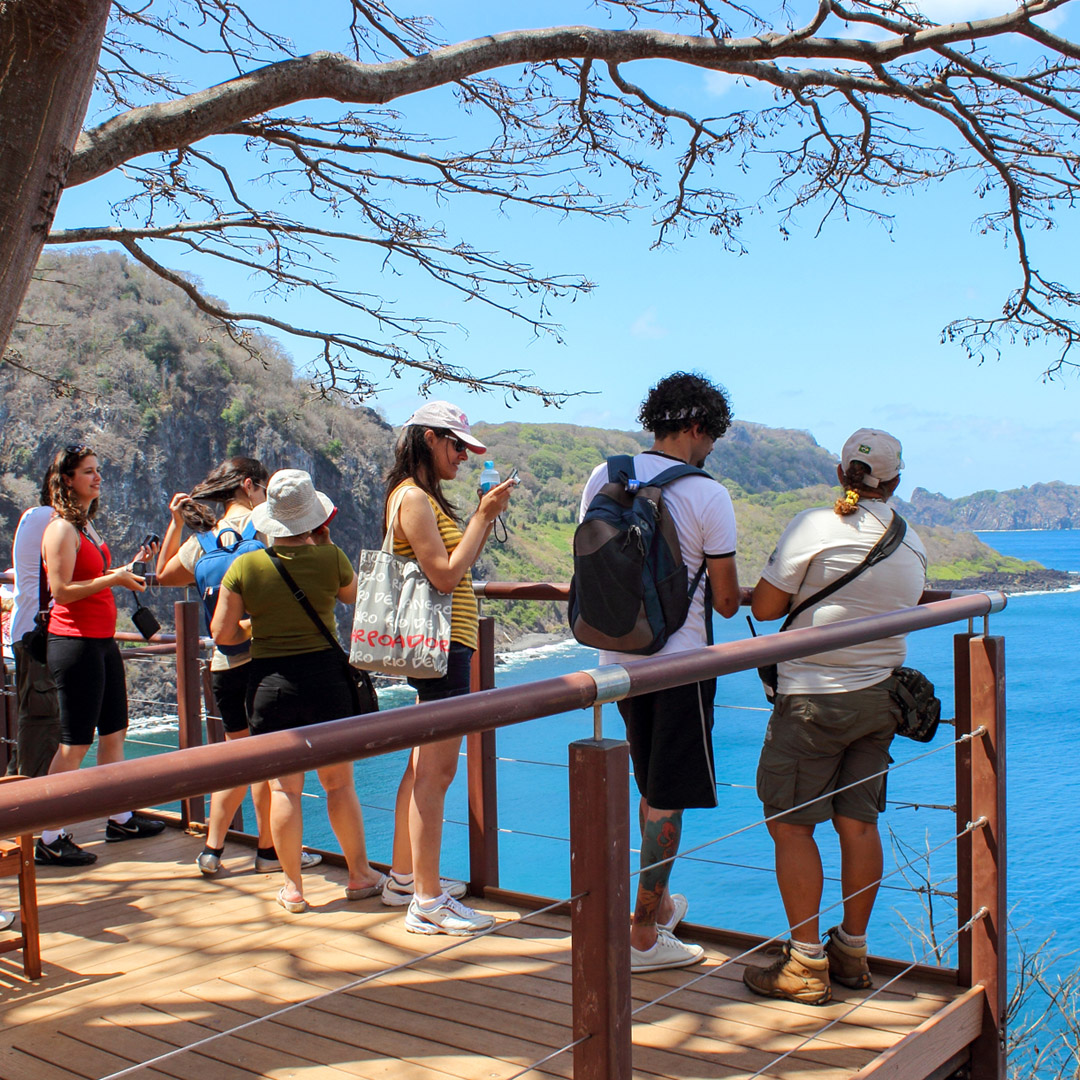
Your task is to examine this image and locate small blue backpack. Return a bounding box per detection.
[569,455,711,655]
[193,520,265,654]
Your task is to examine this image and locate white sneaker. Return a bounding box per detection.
[255,850,323,873]
[405,894,495,936]
[381,873,468,906]
[657,892,688,933]
[631,928,705,973]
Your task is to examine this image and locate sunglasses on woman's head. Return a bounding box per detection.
[65,444,93,457]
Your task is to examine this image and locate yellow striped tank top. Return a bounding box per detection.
[389,480,478,651]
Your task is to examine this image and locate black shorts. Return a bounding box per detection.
[408,641,473,702]
[47,635,128,746]
[246,649,358,736]
[616,678,717,810]
[210,665,251,734]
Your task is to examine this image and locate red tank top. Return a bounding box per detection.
[48,531,118,639]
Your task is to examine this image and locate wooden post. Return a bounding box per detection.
[18,832,40,978]
[570,737,631,1080]
[175,601,205,827]
[467,616,499,891]
[955,633,1006,1080]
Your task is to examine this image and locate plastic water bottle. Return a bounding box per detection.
[479,461,500,494]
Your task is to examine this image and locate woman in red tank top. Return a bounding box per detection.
[36,446,166,867]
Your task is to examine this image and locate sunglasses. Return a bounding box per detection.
[64,444,93,457]
[440,432,468,454]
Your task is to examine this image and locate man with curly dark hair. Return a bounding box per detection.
[579,371,741,972]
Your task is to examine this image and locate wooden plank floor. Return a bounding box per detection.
[0,823,968,1080]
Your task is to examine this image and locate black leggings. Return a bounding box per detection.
[47,635,129,746]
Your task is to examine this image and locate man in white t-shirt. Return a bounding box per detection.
[8,479,60,778]
[579,372,741,973]
[743,429,927,1005]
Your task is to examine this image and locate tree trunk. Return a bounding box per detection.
[0,0,112,357]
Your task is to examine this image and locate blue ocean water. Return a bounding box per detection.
[133,530,1080,971]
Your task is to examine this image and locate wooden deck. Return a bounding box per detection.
[0,822,977,1080]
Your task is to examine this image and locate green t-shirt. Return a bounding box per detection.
[221,544,354,659]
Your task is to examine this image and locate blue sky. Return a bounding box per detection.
[54,0,1080,500]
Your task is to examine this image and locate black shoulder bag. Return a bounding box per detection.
[21,559,52,664]
[265,549,378,716]
[752,512,908,704]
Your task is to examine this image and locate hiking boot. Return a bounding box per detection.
[742,942,832,1005]
[105,813,166,842]
[35,833,97,866]
[381,874,468,907]
[405,894,495,936]
[631,927,705,973]
[824,926,873,989]
[254,850,323,873]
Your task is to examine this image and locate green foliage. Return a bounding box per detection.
[220,399,246,426]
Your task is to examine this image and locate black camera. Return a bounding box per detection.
[131,561,146,577]
[142,533,161,548]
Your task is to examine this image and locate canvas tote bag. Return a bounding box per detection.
[349,485,453,678]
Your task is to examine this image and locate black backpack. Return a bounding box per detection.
[569,455,710,655]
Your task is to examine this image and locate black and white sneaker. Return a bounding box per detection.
[35,833,97,865]
[105,813,166,842]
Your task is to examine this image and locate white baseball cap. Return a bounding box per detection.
[250,469,335,538]
[841,429,905,488]
[401,400,486,453]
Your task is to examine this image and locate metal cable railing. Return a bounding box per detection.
[741,908,990,1080]
[631,815,988,1017]
[628,728,984,882]
[94,890,586,1080]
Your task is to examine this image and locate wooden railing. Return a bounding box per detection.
[0,588,1007,1080]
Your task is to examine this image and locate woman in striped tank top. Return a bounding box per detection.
[381,401,515,935]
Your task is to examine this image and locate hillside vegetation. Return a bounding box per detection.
[1,250,1060,646]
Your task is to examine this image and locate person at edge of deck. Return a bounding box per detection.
[8,463,60,782]
[578,372,742,973]
[742,429,927,1006]
[381,401,515,935]
[156,456,322,880]
[37,445,166,867]
[211,469,383,914]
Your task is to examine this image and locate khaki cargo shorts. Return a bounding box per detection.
[756,677,900,825]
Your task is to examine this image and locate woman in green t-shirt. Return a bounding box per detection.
[212,469,383,914]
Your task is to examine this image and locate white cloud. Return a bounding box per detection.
[704,71,738,97]
[631,307,668,339]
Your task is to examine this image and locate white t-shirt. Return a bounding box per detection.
[579,451,737,664]
[11,505,55,644]
[760,502,927,695]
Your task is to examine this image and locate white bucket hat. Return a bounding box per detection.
[401,400,486,453]
[250,469,335,538]
[841,429,905,488]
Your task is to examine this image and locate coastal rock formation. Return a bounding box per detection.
[901,483,1080,531]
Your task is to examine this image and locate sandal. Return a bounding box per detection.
[276,886,309,914]
[345,872,388,901]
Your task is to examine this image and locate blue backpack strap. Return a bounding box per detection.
[239,518,258,542]
[194,530,218,555]
[606,454,636,486]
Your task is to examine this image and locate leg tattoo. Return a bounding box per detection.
[635,809,683,928]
